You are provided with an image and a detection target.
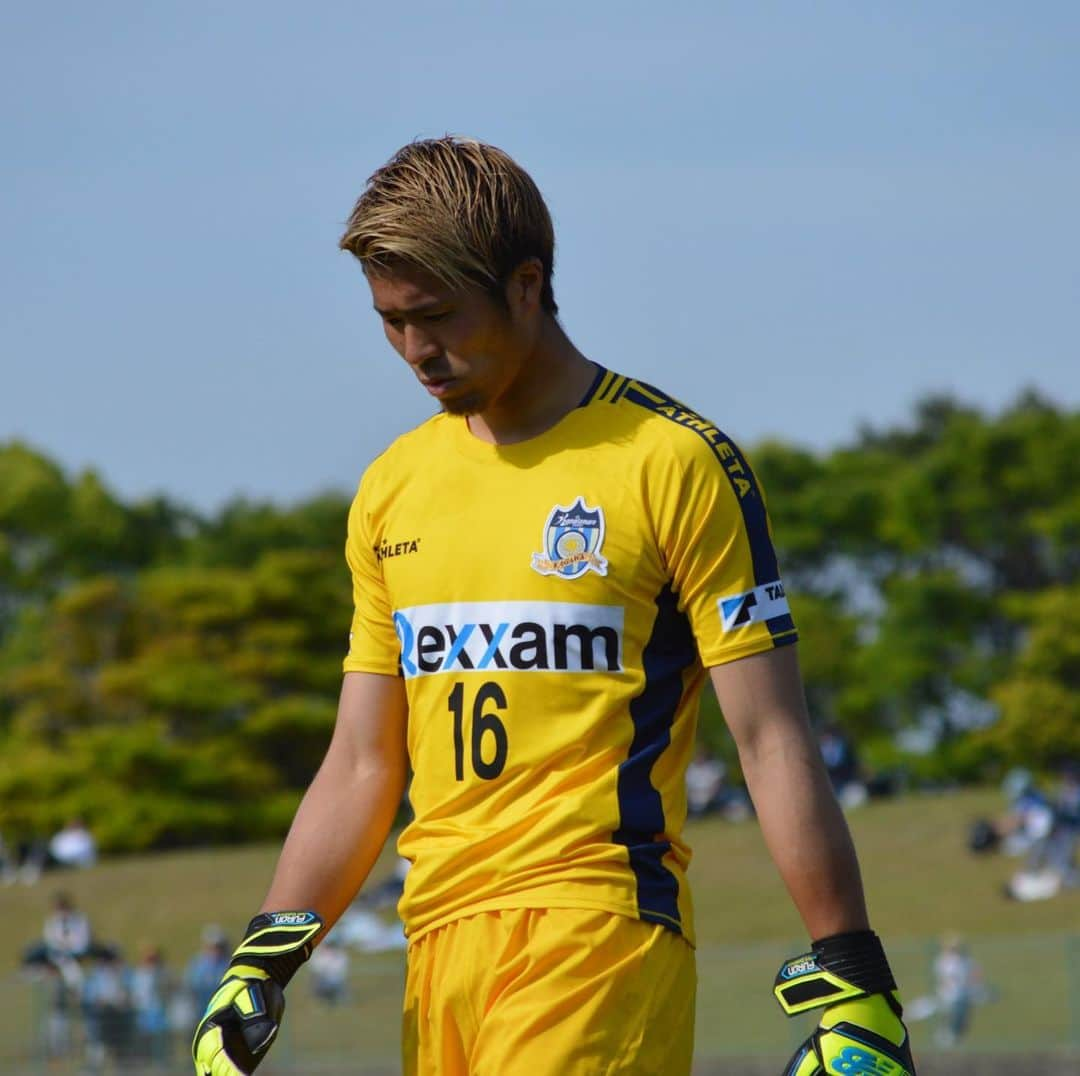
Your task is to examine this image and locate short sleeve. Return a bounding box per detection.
[342,477,401,676]
[655,431,797,667]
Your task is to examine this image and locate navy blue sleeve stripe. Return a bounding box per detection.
[613,582,695,935]
[609,375,633,403]
[578,365,611,406]
[599,374,627,402]
[623,380,795,644]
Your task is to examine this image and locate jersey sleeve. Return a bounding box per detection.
[654,430,797,667]
[342,474,401,676]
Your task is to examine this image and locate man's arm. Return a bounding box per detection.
[259,670,409,928]
[711,645,916,1074]
[708,644,867,939]
[192,671,408,1075]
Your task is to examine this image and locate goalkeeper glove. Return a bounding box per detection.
[774,930,916,1076]
[192,910,323,1076]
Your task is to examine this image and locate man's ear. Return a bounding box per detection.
[505,257,544,316]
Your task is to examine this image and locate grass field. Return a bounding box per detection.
[2,787,1078,1072]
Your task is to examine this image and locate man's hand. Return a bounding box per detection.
[192,911,323,1076]
[193,972,284,1076]
[774,931,916,1076]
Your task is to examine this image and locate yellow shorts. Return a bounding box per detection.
[402,907,695,1076]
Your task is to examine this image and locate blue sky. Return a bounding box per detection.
[3,2,1077,511]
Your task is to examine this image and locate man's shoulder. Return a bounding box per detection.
[608,375,744,469]
[358,413,449,489]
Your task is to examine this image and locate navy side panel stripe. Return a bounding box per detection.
[623,380,797,641]
[613,582,696,933]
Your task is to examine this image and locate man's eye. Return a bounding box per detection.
[424,311,450,323]
[385,318,405,332]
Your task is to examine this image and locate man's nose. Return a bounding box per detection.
[403,324,441,367]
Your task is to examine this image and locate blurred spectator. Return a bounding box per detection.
[42,891,93,959]
[686,747,726,817]
[22,892,108,986]
[818,724,867,808]
[335,859,410,953]
[48,817,97,869]
[1000,769,1056,858]
[932,933,980,1047]
[310,935,350,1005]
[82,948,135,1069]
[685,747,751,820]
[968,768,1054,857]
[335,902,408,952]
[358,856,412,911]
[131,944,174,1068]
[184,925,231,1020]
[12,835,51,885]
[20,893,120,1064]
[1004,763,1080,901]
[42,969,80,1060]
[6,822,97,884]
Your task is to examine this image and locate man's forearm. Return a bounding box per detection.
[739,723,869,939]
[259,751,406,930]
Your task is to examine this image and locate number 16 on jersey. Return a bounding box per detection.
[448,681,508,781]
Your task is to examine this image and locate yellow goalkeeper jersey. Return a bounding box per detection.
[343,369,797,945]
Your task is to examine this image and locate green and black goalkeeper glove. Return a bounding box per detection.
[774,930,916,1076]
[192,910,323,1076]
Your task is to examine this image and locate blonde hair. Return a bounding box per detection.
[339,137,558,314]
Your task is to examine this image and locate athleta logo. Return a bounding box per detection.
[393,601,624,679]
[531,498,609,579]
[718,581,790,633]
[374,537,421,563]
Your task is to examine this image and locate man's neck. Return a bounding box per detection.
[467,320,596,444]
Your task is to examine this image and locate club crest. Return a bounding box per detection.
[531,498,608,579]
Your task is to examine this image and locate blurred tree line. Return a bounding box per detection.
[1,392,1078,852]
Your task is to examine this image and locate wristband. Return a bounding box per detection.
[775,929,897,1016]
[229,910,323,989]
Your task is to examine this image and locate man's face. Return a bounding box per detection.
[367,264,536,416]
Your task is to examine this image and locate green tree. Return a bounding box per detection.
[979,585,1080,767]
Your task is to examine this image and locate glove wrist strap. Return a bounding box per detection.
[229,910,323,989]
[775,929,897,1016]
[812,929,897,997]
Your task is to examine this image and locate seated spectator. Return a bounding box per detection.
[22,892,107,986]
[43,891,92,957]
[13,834,50,885]
[1000,769,1056,857]
[1004,763,1080,900]
[48,818,97,870]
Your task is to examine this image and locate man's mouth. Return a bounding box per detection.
[421,376,458,398]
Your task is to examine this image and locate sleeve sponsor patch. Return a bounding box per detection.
[718,581,790,632]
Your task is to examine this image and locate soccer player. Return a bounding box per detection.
[193,138,916,1076]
